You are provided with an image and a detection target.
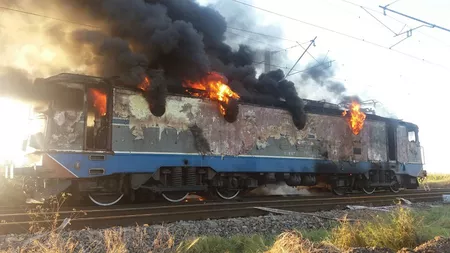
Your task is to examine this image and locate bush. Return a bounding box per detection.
[329,205,423,251]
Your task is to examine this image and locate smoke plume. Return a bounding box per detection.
[0,67,83,110]
[301,59,348,97]
[0,0,313,128]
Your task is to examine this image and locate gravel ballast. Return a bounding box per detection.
[0,202,445,252]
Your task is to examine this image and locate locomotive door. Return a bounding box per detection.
[85,84,113,151]
[386,121,397,162]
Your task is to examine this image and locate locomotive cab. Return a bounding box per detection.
[12,74,116,203]
[21,75,113,155]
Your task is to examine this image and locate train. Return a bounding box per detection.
[5,73,424,206]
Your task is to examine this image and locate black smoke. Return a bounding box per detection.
[71,30,149,86]
[301,60,348,98]
[145,70,168,117]
[0,67,84,110]
[1,0,309,128]
[258,69,306,129]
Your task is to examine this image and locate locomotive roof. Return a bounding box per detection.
[36,73,419,131]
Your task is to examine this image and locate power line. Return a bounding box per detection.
[380,5,450,33]
[296,41,320,64]
[360,6,398,35]
[283,36,317,79]
[252,61,301,72]
[0,6,98,29]
[230,0,450,71]
[416,30,450,48]
[338,0,450,48]
[270,41,312,54]
[228,26,298,43]
[286,60,334,77]
[337,0,415,36]
[225,30,285,50]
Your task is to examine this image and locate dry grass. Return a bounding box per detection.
[266,231,317,253]
[329,205,422,251]
[104,228,127,253]
[423,173,450,188]
[3,193,450,253]
[27,193,86,234]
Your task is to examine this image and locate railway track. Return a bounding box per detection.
[0,189,448,235]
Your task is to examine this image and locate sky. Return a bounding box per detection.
[196,0,450,173]
[0,0,448,173]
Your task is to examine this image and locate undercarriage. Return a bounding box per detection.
[10,167,419,206]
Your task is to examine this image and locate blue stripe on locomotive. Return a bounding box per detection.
[48,152,423,178]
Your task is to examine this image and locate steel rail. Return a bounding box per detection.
[0,190,447,235]
[0,188,447,215]
[1,189,448,219]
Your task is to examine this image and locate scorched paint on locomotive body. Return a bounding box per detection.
[9,73,424,205]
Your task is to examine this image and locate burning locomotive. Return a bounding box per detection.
[8,72,424,206]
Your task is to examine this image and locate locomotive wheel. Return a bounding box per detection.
[88,192,124,206]
[362,186,376,195]
[332,187,348,196]
[161,192,189,203]
[389,182,401,193]
[215,188,240,200]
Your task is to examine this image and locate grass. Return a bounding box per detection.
[176,229,329,253]
[3,195,450,253]
[423,173,450,188]
[421,205,450,239]
[177,205,450,252]
[329,206,421,250]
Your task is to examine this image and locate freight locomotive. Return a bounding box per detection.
[7,73,424,206]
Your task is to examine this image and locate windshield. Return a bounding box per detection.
[25,112,48,152]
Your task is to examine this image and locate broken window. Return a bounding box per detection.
[86,87,110,150]
[47,86,85,150]
[406,124,419,143]
[408,131,416,142]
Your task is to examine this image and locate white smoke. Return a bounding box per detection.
[248,182,313,196]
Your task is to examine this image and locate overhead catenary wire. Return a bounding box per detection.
[227,26,298,43]
[230,0,450,71]
[286,60,335,77]
[380,5,450,33]
[0,6,98,29]
[337,0,450,48]
[282,36,317,79]
[225,30,285,50]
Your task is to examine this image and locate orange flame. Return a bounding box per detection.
[89,89,107,116]
[342,101,366,135]
[138,76,151,91]
[183,72,240,115]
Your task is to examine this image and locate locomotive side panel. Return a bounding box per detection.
[112,89,389,164]
[396,125,422,164]
[366,121,388,162]
[408,141,422,164]
[397,126,408,163]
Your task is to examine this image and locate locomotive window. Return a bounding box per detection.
[86,87,110,150]
[408,131,416,142]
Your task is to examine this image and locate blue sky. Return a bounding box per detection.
[198,0,450,173]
